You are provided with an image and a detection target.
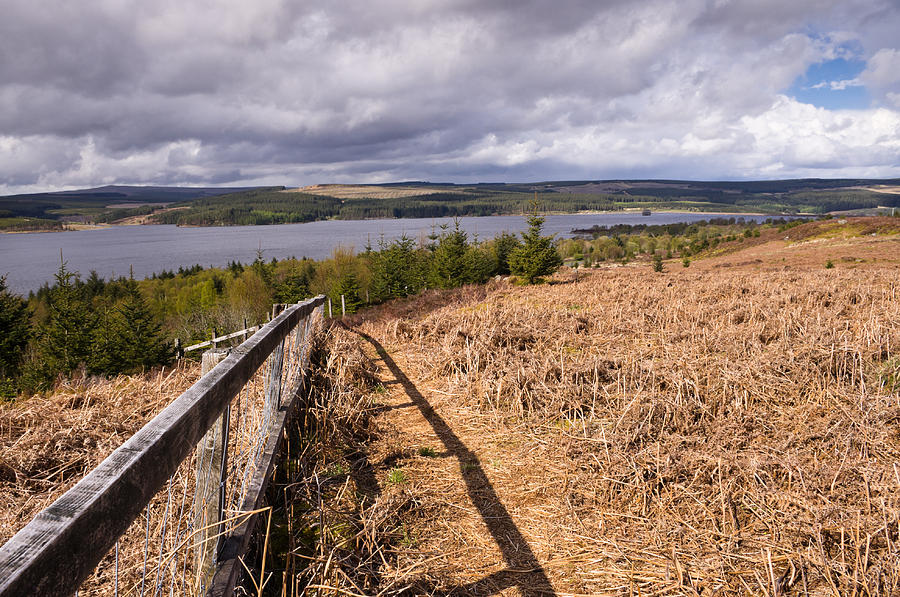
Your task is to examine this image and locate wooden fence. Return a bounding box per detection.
[0,295,326,597]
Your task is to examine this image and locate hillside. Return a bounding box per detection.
[0,185,261,231]
[144,179,900,225]
[5,179,900,231]
[323,218,900,594]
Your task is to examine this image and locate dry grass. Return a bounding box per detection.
[862,186,900,195]
[290,185,445,200]
[269,325,425,596]
[340,229,900,595]
[0,362,200,545]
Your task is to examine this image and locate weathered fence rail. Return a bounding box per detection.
[0,295,326,597]
[183,326,261,354]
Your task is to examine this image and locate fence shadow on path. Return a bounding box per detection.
[352,328,557,597]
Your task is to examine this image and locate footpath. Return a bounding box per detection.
[350,328,569,596]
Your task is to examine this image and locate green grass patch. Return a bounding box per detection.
[387,468,406,485]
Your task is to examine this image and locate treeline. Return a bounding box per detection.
[0,217,63,232]
[560,217,793,265]
[0,217,561,398]
[571,217,801,237]
[147,185,899,228]
[152,188,343,226]
[1,267,172,396]
[609,188,900,213]
[146,187,624,226]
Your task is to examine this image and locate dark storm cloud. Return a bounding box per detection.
[1,0,899,193]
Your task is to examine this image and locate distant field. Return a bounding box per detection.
[865,185,900,195]
[291,184,446,199]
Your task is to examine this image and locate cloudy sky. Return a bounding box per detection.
[2,0,900,193]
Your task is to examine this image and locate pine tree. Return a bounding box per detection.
[0,276,30,383]
[30,260,94,386]
[508,215,562,284]
[274,260,314,304]
[89,306,125,375]
[332,271,363,314]
[370,236,424,302]
[463,244,498,284]
[491,232,522,275]
[428,220,469,289]
[109,277,172,373]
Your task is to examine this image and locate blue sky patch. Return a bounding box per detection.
[789,57,870,110]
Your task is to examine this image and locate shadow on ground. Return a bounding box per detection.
[353,327,557,597]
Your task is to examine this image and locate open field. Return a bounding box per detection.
[326,218,900,595]
[111,205,189,225]
[863,186,900,195]
[292,184,447,199]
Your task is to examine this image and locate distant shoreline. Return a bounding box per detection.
[1,209,807,234]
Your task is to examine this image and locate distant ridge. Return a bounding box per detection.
[4,185,263,202]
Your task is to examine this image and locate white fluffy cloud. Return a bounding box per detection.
[1,0,899,193]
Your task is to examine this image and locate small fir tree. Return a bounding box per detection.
[370,236,425,302]
[508,215,562,284]
[89,306,122,375]
[274,260,314,304]
[491,232,521,275]
[33,260,94,383]
[111,277,172,373]
[333,271,363,314]
[428,220,469,289]
[463,244,498,285]
[0,276,30,387]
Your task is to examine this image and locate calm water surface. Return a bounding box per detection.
[0,213,775,294]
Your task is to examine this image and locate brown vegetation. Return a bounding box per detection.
[331,229,900,595]
[0,362,200,545]
[291,184,444,199]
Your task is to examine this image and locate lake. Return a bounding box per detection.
[0,213,780,294]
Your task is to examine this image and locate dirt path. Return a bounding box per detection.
[350,328,563,596]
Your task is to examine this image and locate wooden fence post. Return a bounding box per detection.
[341,294,346,317]
[327,297,332,318]
[265,338,285,416]
[195,348,229,590]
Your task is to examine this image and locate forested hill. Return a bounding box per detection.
[2,179,900,230]
[149,179,900,225]
[0,185,261,231]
